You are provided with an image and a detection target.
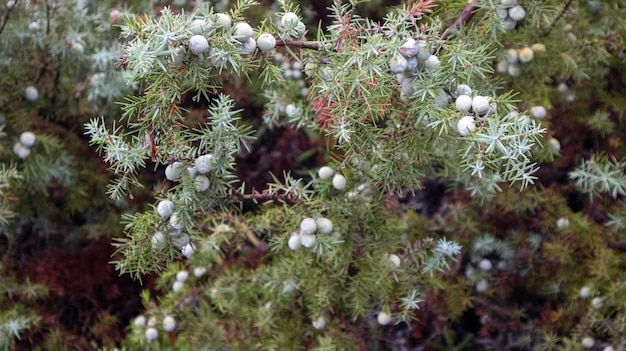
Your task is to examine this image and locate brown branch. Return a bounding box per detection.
[542,0,574,37]
[607,241,626,252]
[276,39,322,51]
[441,3,478,40]
[0,0,20,37]
[229,185,303,206]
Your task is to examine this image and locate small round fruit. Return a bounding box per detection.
[332,174,347,190]
[194,266,207,277]
[134,315,146,327]
[556,217,569,229]
[233,22,253,42]
[24,86,38,101]
[300,234,316,248]
[591,297,603,309]
[172,280,184,293]
[281,12,299,27]
[181,243,195,258]
[530,43,546,52]
[312,316,326,330]
[399,38,418,57]
[388,254,401,269]
[455,95,472,112]
[165,162,184,181]
[416,40,431,60]
[456,84,472,97]
[495,8,508,20]
[507,63,521,77]
[389,54,408,73]
[145,327,158,342]
[163,316,176,332]
[157,200,175,218]
[501,18,517,31]
[315,218,333,234]
[424,55,440,71]
[169,214,183,230]
[13,142,30,160]
[285,104,299,118]
[194,154,213,174]
[457,116,476,136]
[505,49,519,63]
[240,37,256,54]
[194,175,210,191]
[176,270,189,282]
[518,47,534,63]
[189,35,209,55]
[215,13,231,29]
[549,137,561,151]
[475,279,489,293]
[471,96,490,115]
[581,337,594,349]
[508,5,526,21]
[256,33,276,52]
[19,131,36,148]
[530,106,547,119]
[294,21,306,36]
[317,166,334,180]
[579,286,592,299]
[377,312,392,325]
[288,233,302,250]
[151,232,167,250]
[496,59,509,73]
[479,259,493,271]
[300,218,317,235]
[28,21,40,31]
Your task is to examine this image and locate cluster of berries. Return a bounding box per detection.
[13,131,36,159]
[165,153,213,192]
[133,314,176,343]
[288,217,333,250]
[452,84,496,136]
[153,198,194,258]
[389,38,440,100]
[495,0,526,31]
[496,44,544,77]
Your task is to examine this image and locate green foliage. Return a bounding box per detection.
[1,0,626,349]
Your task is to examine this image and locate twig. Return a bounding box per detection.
[542,0,574,37]
[229,185,303,206]
[0,0,20,37]
[276,39,322,51]
[607,241,626,252]
[441,3,478,40]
